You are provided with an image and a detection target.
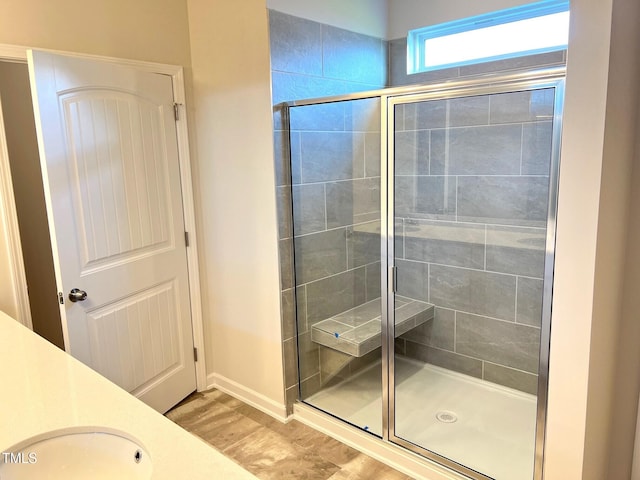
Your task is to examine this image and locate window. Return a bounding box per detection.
[407,0,570,74]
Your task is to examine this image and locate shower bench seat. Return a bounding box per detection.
[310,296,434,357]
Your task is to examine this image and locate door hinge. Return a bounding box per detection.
[58,292,64,305]
[184,231,190,247]
[173,103,182,121]
[193,347,198,362]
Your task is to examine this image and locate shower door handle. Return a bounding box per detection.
[390,265,397,294]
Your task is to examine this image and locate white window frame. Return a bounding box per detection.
[407,0,570,74]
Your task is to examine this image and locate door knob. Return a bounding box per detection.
[68,288,88,302]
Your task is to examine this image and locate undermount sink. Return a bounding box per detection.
[0,427,152,479]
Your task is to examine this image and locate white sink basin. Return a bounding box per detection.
[0,427,152,479]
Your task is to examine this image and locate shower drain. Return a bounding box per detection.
[435,410,458,423]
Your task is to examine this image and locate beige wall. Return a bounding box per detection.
[0,0,286,410]
[0,0,191,66]
[186,0,284,404]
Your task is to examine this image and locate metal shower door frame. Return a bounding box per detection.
[381,70,566,480]
[285,66,566,480]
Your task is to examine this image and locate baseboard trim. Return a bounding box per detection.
[206,373,289,423]
[293,403,463,480]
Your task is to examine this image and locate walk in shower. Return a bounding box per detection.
[285,68,564,480]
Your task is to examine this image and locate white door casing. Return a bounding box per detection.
[27,49,197,413]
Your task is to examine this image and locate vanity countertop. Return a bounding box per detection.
[0,311,257,479]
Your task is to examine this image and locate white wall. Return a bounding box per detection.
[544,0,640,477]
[267,0,388,38]
[387,0,534,39]
[186,0,285,410]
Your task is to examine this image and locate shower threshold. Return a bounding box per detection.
[310,297,434,357]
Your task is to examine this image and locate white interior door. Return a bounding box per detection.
[27,50,196,413]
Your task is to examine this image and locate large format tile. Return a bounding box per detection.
[300,132,364,183]
[396,259,429,302]
[292,184,326,235]
[306,267,367,323]
[364,132,381,177]
[295,228,348,284]
[447,95,490,127]
[322,25,386,86]
[296,285,308,334]
[365,262,381,301]
[276,186,292,240]
[290,102,346,132]
[281,288,296,341]
[394,130,430,176]
[347,222,380,268]
[400,307,455,351]
[483,362,538,395]
[345,98,381,133]
[272,71,379,105]
[404,342,483,378]
[269,10,322,76]
[273,130,291,187]
[283,337,298,389]
[279,238,294,290]
[320,345,353,387]
[486,225,546,278]
[388,38,409,87]
[394,218,404,258]
[289,131,302,184]
[517,277,544,327]
[404,219,485,269]
[301,373,321,398]
[456,312,541,373]
[522,121,553,175]
[430,265,516,320]
[401,99,448,130]
[457,176,550,227]
[298,331,320,381]
[326,178,380,229]
[395,175,457,220]
[489,88,555,124]
[430,124,522,175]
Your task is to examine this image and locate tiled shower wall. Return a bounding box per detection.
[288,99,383,400]
[270,9,567,411]
[269,9,387,412]
[392,90,556,395]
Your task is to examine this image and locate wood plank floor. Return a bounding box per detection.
[166,388,414,480]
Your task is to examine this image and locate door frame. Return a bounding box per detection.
[0,43,207,392]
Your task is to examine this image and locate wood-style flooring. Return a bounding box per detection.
[166,388,414,480]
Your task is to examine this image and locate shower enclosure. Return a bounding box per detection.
[285,68,564,480]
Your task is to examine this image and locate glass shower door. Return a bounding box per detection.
[388,85,562,480]
[288,97,385,437]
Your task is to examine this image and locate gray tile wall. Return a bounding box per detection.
[393,90,556,395]
[272,11,566,412]
[270,10,386,412]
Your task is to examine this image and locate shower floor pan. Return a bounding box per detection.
[310,297,434,357]
[307,357,537,480]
